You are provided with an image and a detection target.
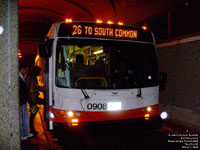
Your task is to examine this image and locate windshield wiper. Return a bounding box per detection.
[134,77,142,97]
[137,88,142,97]
[81,89,90,99]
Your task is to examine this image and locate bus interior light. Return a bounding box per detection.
[94,50,103,55]
[65,18,72,23]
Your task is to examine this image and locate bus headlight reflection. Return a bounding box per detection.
[160,112,168,120]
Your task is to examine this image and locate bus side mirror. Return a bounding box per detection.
[39,39,53,58]
[159,72,167,91]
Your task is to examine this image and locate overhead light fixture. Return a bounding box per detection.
[94,50,103,55]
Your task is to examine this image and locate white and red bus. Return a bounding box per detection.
[37,20,165,133]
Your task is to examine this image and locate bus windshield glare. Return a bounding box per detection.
[56,38,158,89]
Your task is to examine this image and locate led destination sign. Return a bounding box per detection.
[72,24,137,39]
[58,22,153,42]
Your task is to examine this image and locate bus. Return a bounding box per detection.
[37,20,165,134]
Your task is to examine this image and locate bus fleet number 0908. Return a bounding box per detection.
[87,103,107,110]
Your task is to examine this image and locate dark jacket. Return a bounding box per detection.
[26,75,44,107]
[19,76,29,105]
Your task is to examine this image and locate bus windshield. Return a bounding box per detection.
[56,38,158,89]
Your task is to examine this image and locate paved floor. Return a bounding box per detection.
[21,107,200,150]
[21,107,62,150]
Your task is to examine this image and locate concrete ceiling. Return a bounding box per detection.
[19,0,185,64]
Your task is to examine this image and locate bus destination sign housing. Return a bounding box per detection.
[58,22,153,43]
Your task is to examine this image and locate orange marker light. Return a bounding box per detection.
[96,19,103,23]
[72,123,78,126]
[142,26,147,30]
[107,20,113,24]
[145,114,150,120]
[71,119,79,126]
[71,119,78,123]
[65,18,72,23]
[118,22,124,26]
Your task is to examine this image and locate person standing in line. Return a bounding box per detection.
[19,64,33,140]
[27,66,44,135]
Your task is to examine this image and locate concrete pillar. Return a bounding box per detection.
[0,0,20,150]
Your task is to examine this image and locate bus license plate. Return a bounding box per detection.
[107,102,122,111]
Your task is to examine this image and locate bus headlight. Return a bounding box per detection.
[146,106,152,112]
[67,111,74,117]
[50,112,55,119]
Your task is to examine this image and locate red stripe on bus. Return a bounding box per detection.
[49,104,159,123]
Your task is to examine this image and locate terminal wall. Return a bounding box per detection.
[157,36,200,130]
